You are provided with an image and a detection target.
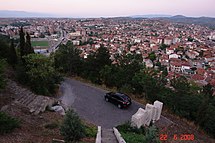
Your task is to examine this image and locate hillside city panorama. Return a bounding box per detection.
[1,17,215,87]
[0,1,215,143]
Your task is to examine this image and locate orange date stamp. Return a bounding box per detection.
[160,134,195,141]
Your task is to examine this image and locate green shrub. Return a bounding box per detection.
[117,122,160,143]
[0,112,20,134]
[85,125,97,138]
[16,62,28,84]
[145,125,160,143]
[119,84,134,94]
[117,121,145,134]
[60,109,86,142]
[0,60,6,90]
[22,54,62,96]
[121,132,146,143]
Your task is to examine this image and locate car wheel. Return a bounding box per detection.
[118,104,122,109]
[105,97,109,102]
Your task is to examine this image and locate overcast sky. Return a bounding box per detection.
[0,0,215,17]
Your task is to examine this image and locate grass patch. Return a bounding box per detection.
[31,41,49,47]
[44,121,59,129]
[121,132,146,143]
[85,125,97,138]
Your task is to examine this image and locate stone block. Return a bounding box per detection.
[131,108,146,128]
[153,100,163,121]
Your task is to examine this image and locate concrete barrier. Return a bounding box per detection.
[113,127,126,143]
[95,126,101,143]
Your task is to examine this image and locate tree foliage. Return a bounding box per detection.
[81,45,111,83]
[0,35,17,67]
[24,54,62,95]
[148,52,156,62]
[54,42,82,75]
[60,109,86,142]
[19,27,25,58]
[159,44,168,50]
[0,38,9,59]
[8,39,17,67]
[19,27,34,60]
[0,60,6,90]
[145,125,160,143]
[132,68,166,101]
[24,32,34,55]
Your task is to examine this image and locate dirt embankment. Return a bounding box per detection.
[0,80,64,143]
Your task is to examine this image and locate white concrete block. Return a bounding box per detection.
[145,104,156,123]
[131,108,146,128]
[141,110,151,126]
[95,126,101,143]
[153,100,163,121]
[113,127,126,143]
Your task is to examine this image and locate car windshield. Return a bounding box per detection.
[116,93,129,100]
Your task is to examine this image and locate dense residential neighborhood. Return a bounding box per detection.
[1,18,214,91]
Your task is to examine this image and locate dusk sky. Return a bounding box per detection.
[0,0,215,17]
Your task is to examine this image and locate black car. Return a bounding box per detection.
[104,92,132,108]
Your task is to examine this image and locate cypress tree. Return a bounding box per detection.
[8,38,17,67]
[24,32,34,55]
[19,27,25,58]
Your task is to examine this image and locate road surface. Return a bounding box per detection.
[59,78,172,128]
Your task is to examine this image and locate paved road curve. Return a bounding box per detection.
[59,78,172,129]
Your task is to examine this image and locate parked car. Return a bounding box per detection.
[104,92,132,109]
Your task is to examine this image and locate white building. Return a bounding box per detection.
[169,53,180,59]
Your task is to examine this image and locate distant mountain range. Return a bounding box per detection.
[131,14,215,29]
[131,14,172,18]
[0,10,55,18]
[164,15,215,29]
[0,10,215,29]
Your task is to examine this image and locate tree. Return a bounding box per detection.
[54,42,82,75]
[196,83,215,136]
[202,84,213,99]
[111,53,143,90]
[159,44,168,50]
[82,45,111,83]
[60,109,86,142]
[94,45,111,70]
[24,54,62,95]
[132,68,165,101]
[187,37,194,42]
[19,27,25,58]
[148,52,156,62]
[0,60,6,90]
[19,28,34,60]
[100,65,118,87]
[8,39,17,67]
[82,52,97,82]
[170,76,190,94]
[199,105,215,138]
[0,35,10,60]
[24,32,34,55]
